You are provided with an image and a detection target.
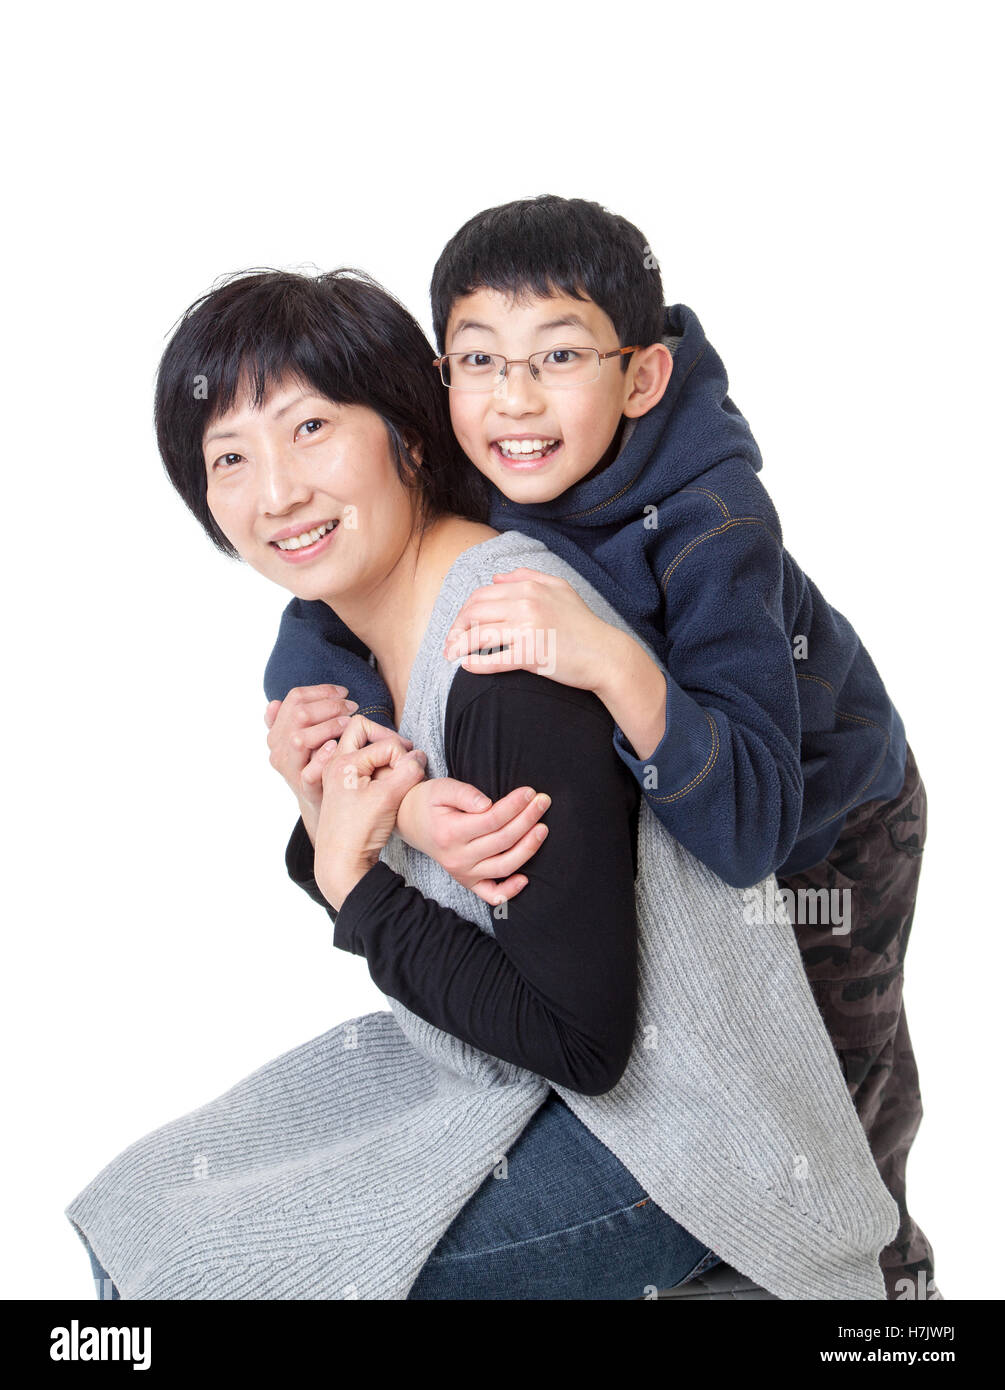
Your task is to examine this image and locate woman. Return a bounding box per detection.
[66,269,899,1300]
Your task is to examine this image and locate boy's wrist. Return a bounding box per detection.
[590,627,669,761]
[585,622,629,695]
[394,780,427,853]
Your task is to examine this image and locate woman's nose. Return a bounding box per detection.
[258,443,312,510]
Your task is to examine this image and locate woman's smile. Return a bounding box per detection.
[270,516,340,563]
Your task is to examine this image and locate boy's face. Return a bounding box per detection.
[443,287,657,503]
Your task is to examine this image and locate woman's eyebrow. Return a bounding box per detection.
[272,390,317,420]
[205,425,238,444]
[204,391,323,445]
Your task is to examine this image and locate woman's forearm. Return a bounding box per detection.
[333,860,635,1096]
[297,799,319,849]
[287,811,634,1095]
[285,670,641,1096]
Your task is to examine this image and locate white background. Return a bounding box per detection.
[3,0,1001,1302]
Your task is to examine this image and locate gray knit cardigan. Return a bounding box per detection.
[65,530,899,1300]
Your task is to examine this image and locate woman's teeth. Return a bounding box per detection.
[496,438,559,460]
[274,519,338,550]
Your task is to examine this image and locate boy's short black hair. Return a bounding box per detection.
[430,195,666,359]
[155,267,489,560]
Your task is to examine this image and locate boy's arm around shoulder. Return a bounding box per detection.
[612,475,804,888]
[264,594,394,721]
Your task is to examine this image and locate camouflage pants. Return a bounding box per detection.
[777,744,940,1300]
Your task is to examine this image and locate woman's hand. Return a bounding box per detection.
[442,567,619,692]
[264,687,411,844]
[396,778,551,907]
[313,715,429,910]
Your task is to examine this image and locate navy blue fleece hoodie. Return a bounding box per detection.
[264,303,907,887]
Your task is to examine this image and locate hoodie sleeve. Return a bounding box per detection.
[610,498,803,888]
[263,594,395,722]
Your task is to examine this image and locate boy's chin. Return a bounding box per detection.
[472,445,602,503]
[489,469,568,504]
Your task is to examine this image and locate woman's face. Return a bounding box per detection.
[202,372,418,606]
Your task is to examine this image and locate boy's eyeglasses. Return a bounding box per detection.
[433,344,640,391]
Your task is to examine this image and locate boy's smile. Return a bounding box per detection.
[443,287,671,503]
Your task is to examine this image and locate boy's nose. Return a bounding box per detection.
[494,361,543,412]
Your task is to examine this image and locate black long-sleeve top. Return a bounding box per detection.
[285,666,642,1096]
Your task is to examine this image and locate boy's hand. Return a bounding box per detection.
[265,688,411,843]
[396,777,551,907]
[443,568,617,693]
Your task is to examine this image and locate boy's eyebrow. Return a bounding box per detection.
[535,314,593,335]
[204,390,317,445]
[450,319,496,339]
[449,313,595,344]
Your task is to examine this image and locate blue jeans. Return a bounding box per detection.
[82,1093,720,1300]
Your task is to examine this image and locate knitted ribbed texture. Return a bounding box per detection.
[66,531,899,1299]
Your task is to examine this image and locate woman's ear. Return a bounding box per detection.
[402,431,423,468]
[622,344,673,419]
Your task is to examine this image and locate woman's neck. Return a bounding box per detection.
[330,515,499,727]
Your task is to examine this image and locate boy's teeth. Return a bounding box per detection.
[497,438,558,457]
[275,519,338,550]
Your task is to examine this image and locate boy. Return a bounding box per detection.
[265,196,938,1300]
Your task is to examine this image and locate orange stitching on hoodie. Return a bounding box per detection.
[796,672,835,695]
[644,710,720,803]
[680,485,731,519]
[659,518,776,593]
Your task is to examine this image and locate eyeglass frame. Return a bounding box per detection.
[432,343,642,391]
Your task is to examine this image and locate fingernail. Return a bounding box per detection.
[345,700,359,712]
[535,794,551,809]
[524,788,536,803]
[474,796,491,811]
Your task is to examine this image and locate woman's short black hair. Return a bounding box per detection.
[430,195,666,360]
[155,267,489,559]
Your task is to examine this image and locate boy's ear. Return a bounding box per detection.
[622,343,673,419]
